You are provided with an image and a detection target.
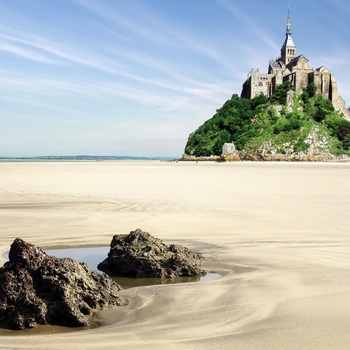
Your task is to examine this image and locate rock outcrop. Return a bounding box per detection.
[98,228,206,278]
[182,152,349,162]
[0,238,123,330]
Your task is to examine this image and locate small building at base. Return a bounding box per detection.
[222,143,236,155]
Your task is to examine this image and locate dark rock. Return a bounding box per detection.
[98,228,206,278]
[0,238,123,330]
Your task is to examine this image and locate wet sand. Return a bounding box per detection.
[0,160,350,349]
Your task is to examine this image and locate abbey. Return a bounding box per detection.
[241,10,350,119]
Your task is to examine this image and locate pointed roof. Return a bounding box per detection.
[286,54,309,69]
[286,6,292,36]
[315,66,330,73]
[287,54,308,65]
[282,35,296,48]
[282,6,296,48]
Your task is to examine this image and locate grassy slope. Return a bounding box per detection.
[184,84,350,158]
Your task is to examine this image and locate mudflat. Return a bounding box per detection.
[0,160,349,349]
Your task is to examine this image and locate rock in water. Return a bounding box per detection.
[98,228,206,278]
[0,238,123,330]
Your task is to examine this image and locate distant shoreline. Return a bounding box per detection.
[0,155,178,162]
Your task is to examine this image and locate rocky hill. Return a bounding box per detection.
[183,82,350,161]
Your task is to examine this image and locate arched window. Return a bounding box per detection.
[258,82,263,87]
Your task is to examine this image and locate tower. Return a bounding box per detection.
[280,7,297,64]
[241,8,350,120]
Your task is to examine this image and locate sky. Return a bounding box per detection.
[0,0,349,157]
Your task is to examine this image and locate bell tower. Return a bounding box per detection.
[280,7,297,64]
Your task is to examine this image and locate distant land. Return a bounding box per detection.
[0,155,177,161]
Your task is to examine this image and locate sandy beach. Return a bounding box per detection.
[0,160,350,349]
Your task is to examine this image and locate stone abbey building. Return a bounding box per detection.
[241,10,350,119]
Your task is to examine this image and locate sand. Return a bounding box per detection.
[0,160,350,349]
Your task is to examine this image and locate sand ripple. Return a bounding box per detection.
[0,161,350,349]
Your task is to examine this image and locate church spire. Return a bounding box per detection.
[280,5,296,64]
[286,6,291,36]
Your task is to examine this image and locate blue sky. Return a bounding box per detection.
[1,0,349,157]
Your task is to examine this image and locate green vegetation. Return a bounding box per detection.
[184,82,350,157]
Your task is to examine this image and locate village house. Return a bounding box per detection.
[222,142,236,155]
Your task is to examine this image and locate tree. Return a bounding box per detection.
[251,93,268,110]
[300,90,309,104]
[325,114,350,151]
[306,82,317,98]
[313,94,334,122]
[270,81,295,105]
[212,130,231,155]
[301,83,317,104]
[184,82,347,157]
[343,135,350,150]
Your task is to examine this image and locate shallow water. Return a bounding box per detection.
[47,246,109,272]
[2,246,221,288]
[46,246,221,289]
[0,246,220,335]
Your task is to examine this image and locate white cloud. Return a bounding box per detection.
[217,0,280,52]
[1,0,348,156]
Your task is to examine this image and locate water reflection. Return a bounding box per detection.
[0,246,221,335]
[47,247,109,271]
[47,247,220,289]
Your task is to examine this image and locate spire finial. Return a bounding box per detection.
[286,5,292,36]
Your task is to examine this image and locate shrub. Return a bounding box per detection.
[306,82,317,98]
[294,140,309,153]
[313,94,334,122]
[270,81,295,105]
[184,81,348,157]
[325,114,350,140]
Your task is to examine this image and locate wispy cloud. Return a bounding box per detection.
[217,0,279,52]
[71,0,171,46]
[2,32,124,75]
[0,21,230,102]
[72,0,242,78]
[0,41,61,64]
[0,66,225,120]
[2,0,347,156]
